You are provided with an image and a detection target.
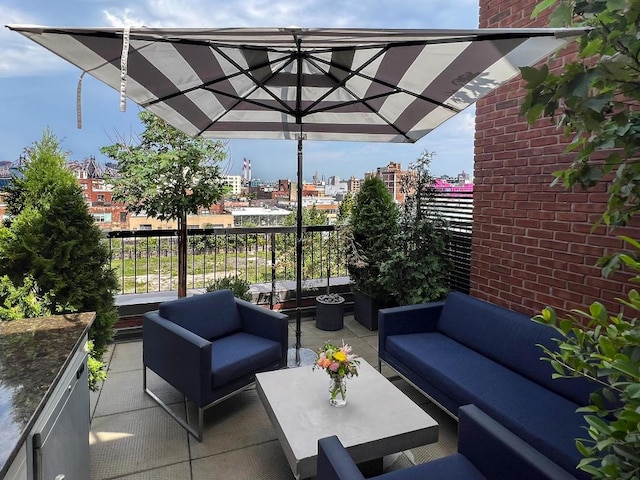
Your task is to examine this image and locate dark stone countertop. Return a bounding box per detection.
[0,312,95,477]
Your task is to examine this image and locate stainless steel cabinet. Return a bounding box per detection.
[29,339,90,480]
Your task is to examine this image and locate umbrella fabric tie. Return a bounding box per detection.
[120,26,131,112]
[76,71,86,129]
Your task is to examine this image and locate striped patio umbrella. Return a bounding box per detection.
[7,25,585,364]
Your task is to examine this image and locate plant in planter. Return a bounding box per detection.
[205,275,252,301]
[315,226,347,331]
[347,176,399,330]
[379,150,451,306]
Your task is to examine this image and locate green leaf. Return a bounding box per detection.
[531,0,557,18]
[520,65,549,87]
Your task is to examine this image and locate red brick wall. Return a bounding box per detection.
[472,0,639,316]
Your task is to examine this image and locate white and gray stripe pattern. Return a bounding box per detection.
[8,26,585,143]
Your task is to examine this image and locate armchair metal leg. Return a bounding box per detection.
[143,366,204,442]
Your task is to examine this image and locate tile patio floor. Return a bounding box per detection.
[89,315,458,479]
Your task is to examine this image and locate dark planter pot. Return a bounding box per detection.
[315,296,345,331]
[353,290,394,331]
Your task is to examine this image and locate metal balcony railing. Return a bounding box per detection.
[104,225,350,297]
[104,192,473,298]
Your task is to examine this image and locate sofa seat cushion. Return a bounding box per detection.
[385,332,587,478]
[381,454,485,480]
[211,332,282,388]
[159,290,242,341]
[436,292,593,406]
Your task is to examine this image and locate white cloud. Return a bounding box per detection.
[0,7,74,78]
[102,8,147,27]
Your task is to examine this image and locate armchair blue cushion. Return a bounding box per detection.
[143,289,289,441]
[317,404,578,480]
[158,289,242,340]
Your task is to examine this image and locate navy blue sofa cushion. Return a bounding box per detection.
[211,332,282,388]
[158,289,242,341]
[437,292,592,406]
[379,292,597,479]
[385,333,587,476]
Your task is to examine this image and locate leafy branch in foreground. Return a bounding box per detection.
[521,0,640,227]
[533,235,640,479]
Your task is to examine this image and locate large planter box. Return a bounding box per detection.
[315,296,345,331]
[353,290,393,331]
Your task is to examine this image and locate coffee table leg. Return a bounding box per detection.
[357,457,383,477]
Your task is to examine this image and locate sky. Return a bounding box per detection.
[0,0,480,182]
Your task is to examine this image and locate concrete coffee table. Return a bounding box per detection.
[255,359,438,479]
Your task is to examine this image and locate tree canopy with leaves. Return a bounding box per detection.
[0,129,118,358]
[102,110,229,297]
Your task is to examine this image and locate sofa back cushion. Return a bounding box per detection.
[159,289,242,341]
[437,292,594,405]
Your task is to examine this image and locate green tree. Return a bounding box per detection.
[379,151,451,306]
[348,176,399,301]
[0,130,119,386]
[337,192,355,223]
[102,110,229,297]
[283,204,328,227]
[521,1,640,477]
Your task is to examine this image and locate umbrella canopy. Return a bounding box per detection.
[7,25,585,364]
[8,26,584,143]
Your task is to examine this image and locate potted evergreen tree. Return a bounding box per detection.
[379,151,451,306]
[347,176,399,330]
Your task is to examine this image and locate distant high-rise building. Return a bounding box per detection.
[375,161,408,203]
[223,175,243,195]
[457,170,471,184]
[347,176,361,194]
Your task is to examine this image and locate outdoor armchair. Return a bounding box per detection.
[317,404,578,480]
[143,289,289,441]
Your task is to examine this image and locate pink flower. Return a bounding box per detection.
[329,362,339,372]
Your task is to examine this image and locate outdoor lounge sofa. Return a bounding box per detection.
[317,404,577,480]
[378,291,596,479]
[143,289,289,441]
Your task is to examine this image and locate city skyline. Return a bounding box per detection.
[1,1,479,181]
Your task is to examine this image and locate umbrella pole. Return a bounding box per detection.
[295,135,303,365]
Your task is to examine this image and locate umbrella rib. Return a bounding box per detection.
[294,38,414,140]
[144,49,294,113]
[204,44,297,118]
[308,53,461,115]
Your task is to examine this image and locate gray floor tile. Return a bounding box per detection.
[191,440,294,480]
[109,341,143,373]
[189,388,278,460]
[90,405,189,480]
[93,368,183,417]
[111,462,191,479]
[343,316,377,337]
[411,402,458,464]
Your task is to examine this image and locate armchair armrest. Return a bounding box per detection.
[143,311,212,407]
[236,299,289,366]
[317,436,366,480]
[459,405,577,480]
[379,301,445,354]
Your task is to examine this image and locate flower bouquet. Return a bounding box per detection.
[313,341,360,406]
